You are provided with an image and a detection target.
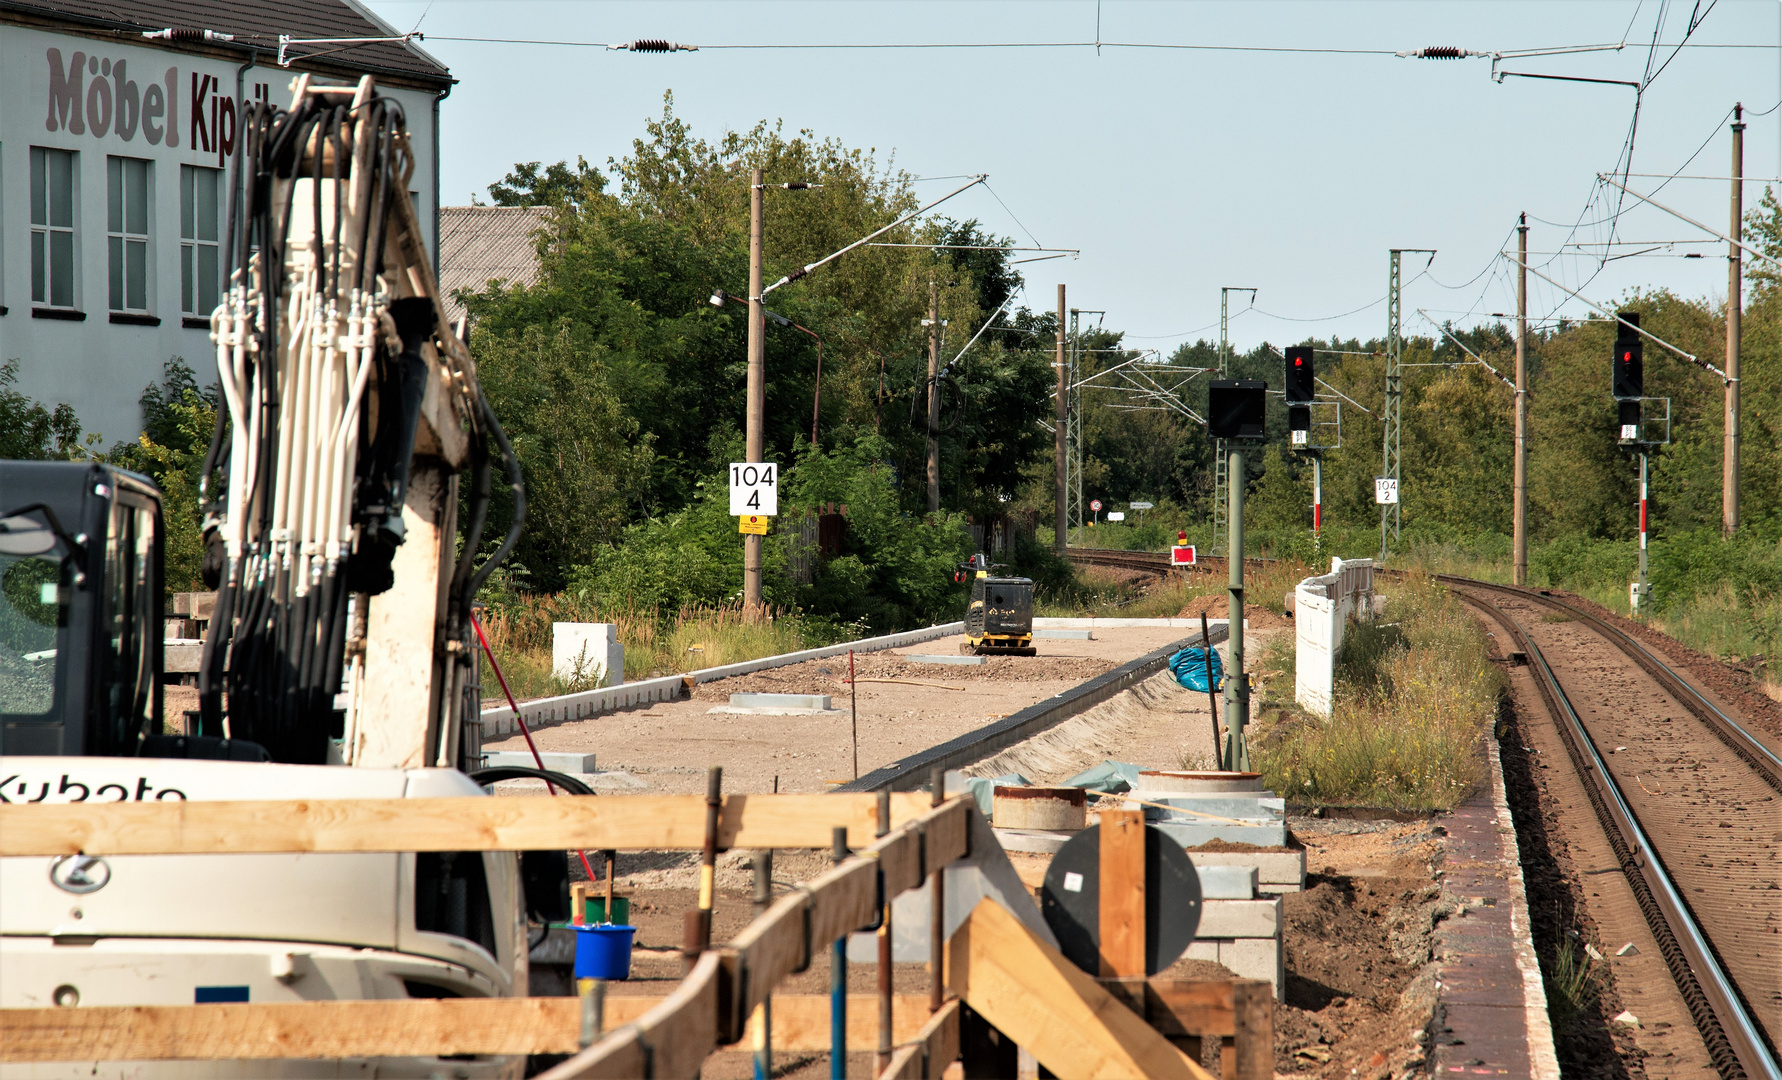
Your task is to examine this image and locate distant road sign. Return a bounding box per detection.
[729,462,779,515]
[1090,499,1103,512]
[1107,511,1126,522]
[1128,501,1154,510]
[1374,477,1399,505]
[1171,545,1197,566]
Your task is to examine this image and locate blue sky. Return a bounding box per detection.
[364,0,1782,351]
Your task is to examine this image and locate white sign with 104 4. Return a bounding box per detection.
[729,462,779,515]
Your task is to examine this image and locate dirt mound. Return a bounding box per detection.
[1177,594,1294,629]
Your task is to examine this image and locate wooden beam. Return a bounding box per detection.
[1,998,585,1061]
[0,994,950,1063]
[1098,809,1147,978]
[945,898,1213,1080]
[0,793,948,857]
[537,950,722,1080]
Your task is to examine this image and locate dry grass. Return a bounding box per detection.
[1253,572,1502,811]
[476,595,844,703]
[1042,558,1318,619]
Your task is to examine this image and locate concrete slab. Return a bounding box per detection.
[992,827,1074,854]
[1184,848,1306,887]
[1216,937,1284,1000]
[481,750,597,774]
[1196,865,1257,900]
[1153,821,1290,847]
[729,692,832,710]
[906,654,988,666]
[1034,629,1093,640]
[1197,897,1282,938]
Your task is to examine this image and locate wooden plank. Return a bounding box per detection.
[1098,809,1147,978]
[945,898,1213,1080]
[880,1042,923,1080]
[1096,977,1242,1037]
[739,994,934,1053]
[538,951,722,1080]
[1230,979,1274,1080]
[0,792,942,857]
[870,998,959,1080]
[0,998,584,1061]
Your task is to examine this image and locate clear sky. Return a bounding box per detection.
[362,0,1782,352]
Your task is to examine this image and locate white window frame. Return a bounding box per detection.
[180,165,222,318]
[29,146,78,310]
[107,156,152,314]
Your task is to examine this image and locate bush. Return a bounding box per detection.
[1257,574,1499,810]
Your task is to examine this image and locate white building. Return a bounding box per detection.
[1,0,452,445]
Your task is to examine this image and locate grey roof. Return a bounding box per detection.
[1,0,451,87]
[438,206,549,325]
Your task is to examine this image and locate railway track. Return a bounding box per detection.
[1063,546,1780,1077]
[1445,580,1780,1080]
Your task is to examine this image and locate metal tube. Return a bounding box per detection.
[929,767,945,1015]
[753,851,774,1080]
[1223,446,1250,772]
[830,826,848,1080]
[1638,452,1650,614]
[1055,285,1067,553]
[1312,455,1323,537]
[744,169,765,612]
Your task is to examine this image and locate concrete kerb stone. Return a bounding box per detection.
[1185,849,1307,890]
[1197,897,1282,938]
[1196,865,1258,900]
[478,621,966,737]
[907,654,988,666]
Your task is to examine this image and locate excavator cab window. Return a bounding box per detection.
[95,495,159,755]
[0,509,68,718]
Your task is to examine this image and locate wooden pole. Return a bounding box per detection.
[926,279,941,514]
[1098,810,1147,978]
[744,170,766,612]
[876,789,894,1074]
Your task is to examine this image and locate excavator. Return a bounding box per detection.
[0,75,568,1078]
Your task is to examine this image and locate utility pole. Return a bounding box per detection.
[1068,309,1083,545]
[1514,216,1529,585]
[743,169,766,613]
[1379,251,1403,564]
[926,279,941,514]
[1054,284,1067,553]
[1725,103,1745,536]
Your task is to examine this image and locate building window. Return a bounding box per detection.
[180,165,221,316]
[30,147,76,309]
[107,156,151,313]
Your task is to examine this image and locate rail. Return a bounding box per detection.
[1452,585,1781,1080]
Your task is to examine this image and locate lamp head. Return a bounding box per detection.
[709,288,731,308]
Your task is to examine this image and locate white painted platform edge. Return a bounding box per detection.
[1492,725,1562,1080]
[479,621,965,735]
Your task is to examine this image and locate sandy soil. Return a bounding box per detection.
[485,627,1197,795]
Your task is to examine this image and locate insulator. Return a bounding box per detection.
[621,39,693,52]
[1420,46,1463,59]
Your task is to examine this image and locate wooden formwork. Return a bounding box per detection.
[1,793,1268,1078]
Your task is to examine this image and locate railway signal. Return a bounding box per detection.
[1285,347,1314,445]
[1613,312,1644,401]
[1203,379,1266,774]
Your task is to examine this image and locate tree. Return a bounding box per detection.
[485,157,605,209]
[0,360,86,461]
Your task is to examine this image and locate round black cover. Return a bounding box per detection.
[1040,822,1203,976]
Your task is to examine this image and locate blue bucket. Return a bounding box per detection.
[573,924,637,980]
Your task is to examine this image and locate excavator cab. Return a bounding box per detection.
[1,461,164,757]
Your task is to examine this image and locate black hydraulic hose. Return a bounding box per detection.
[468,395,526,600]
[467,767,595,797]
[196,571,236,736]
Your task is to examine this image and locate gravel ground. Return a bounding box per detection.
[485,627,1196,794]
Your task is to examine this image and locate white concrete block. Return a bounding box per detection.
[1183,940,1220,963]
[1185,848,1306,886]
[1197,898,1281,939]
[1196,865,1257,900]
[1033,628,1093,640]
[1217,937,1284,1000]
[553,623,623,686]
[730,692,833,710]
[907,654,987,666]
[482,750,596,774]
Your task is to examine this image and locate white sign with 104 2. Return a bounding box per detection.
[729,462,779,515]
[1374,477,1399,505]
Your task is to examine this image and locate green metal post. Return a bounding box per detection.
[1223,445,1251,772]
